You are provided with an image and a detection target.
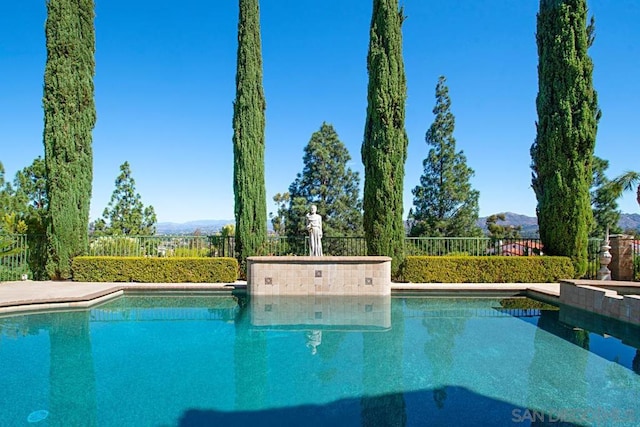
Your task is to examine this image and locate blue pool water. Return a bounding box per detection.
[0,295,639,426]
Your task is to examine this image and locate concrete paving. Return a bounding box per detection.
[0,281,240,316]
[0,279,560,317]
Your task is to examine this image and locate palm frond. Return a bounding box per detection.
[607,171,640,207]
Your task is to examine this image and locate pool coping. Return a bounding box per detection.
[0,280,562,317]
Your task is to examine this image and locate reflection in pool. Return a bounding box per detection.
[0,295,639,426]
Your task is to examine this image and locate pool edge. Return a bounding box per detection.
[0,281,561,317]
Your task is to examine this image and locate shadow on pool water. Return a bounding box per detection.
[178,386,586,427]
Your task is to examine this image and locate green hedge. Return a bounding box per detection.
[399,256,574,283]
[72,256,238,283]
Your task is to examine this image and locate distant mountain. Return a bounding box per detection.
[477,212,540,237]
[478,212,640,237]
[157,212,640,236]
[618,213,640,232]
[156,220,233,235]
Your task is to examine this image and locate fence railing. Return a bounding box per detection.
[633,239,640,281]
[88,235,215,257]
[0,234,621,281]
[585,238,602,280]
[405,237,547,257]
[258,236,367,256]
[0,234,30,282]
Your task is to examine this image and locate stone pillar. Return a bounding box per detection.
[609,235,634,281]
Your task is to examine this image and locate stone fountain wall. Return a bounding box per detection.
[246,256,391,296]
[559,281,640,325]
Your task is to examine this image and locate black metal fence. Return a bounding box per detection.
[405,237,546,257]
[633,239,640,281]
[0,234,30,282]
[88,235,214,257]
[0,234,621,282]
[586,238,603,280]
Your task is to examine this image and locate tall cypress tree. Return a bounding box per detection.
[43,0,96,279]
[232,0,267,268]
[411,76,482,238]
[362,0,408,274]
[531,0,599,277]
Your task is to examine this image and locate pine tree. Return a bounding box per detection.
[1,157,47,233]
[590,156,621,238]
[13,157,48,215]
[362,0,408,274]
[411,76,481,238]
[94,162,157,236]
[269,192,290,236]
[232,0,267,267]
[43,0,96,279]
[0,162,16,222]
[531,0,600,277]
[281,122,363,239]
[13,157,49,280]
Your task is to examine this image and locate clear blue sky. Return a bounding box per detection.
[1,1,639,224]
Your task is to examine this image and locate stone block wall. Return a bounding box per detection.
[250,294,391,329]
[559,281,640,325]
[247,256,391,296]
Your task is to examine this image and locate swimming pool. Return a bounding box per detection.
[1,294,638,426]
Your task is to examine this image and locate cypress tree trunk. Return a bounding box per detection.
[362,0,408,275]
[531,0,599,277]
[43,0,96,279]
[233,0,267,270]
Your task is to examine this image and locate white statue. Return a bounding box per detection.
[305,330,322,355]
[306,204,323,256]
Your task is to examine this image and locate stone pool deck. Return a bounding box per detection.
[0,280,561,317]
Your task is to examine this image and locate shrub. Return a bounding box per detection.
[445,251,470,257]
[72,256,238,283]
[399,256,574,283]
